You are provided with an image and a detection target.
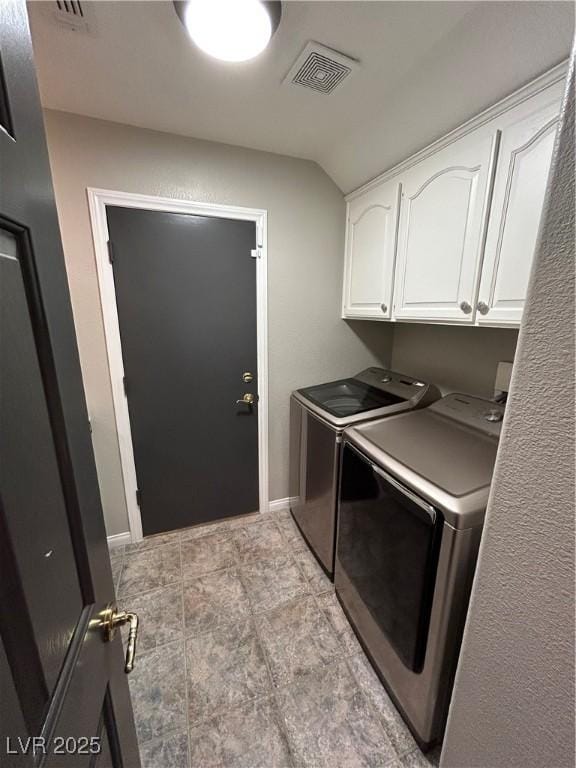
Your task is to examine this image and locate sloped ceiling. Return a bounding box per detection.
[28,1,574,193]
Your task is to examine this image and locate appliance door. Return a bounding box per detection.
[290,401,340,575]
[298,378,404,418]
[335,443,442,672]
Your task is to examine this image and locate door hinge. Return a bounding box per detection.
[135,489,142,507]
[107,240,115,265]
[250,248,261,259]
[256,222,263,248]
[123,376,128,397]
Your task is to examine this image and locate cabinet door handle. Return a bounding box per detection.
[459,301,472,314]
[380,303,388,313]
[477,301,490,315]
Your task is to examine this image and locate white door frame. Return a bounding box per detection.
[87,187,269,543]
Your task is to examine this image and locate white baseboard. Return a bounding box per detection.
[107,531,132,549]
[268,496,298,513]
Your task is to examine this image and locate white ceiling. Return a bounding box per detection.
[28,1,574,193]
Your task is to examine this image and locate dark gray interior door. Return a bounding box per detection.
[107,206,259,535]
[0,2,139,765]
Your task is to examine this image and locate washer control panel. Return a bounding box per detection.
[354,367,439,406]
[430,394,505,437]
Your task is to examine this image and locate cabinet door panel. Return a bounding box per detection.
[343,182,400,320]
[477,83,563,326]
[394,133,497,323]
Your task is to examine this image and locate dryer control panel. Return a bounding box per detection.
[429,393,505,438]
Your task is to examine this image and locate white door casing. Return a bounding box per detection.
[476,81,564,326]
[87,188,269,543]
[342,181,400,320]
[394,131,499,324]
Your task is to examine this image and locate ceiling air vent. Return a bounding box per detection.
[49,1,91,33]
[283,42,359,95]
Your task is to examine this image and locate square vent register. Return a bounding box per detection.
[284,42,359,95]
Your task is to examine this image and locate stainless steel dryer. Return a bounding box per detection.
[335,393,505,750]
[289,367,439,577]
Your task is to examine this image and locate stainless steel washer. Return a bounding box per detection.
[288,367,439,577]
[335,393,505,750]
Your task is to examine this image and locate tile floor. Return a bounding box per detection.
[109,510,440,768]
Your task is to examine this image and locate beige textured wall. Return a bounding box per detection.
[43,110,393,536]
[441,51,575,768]
[390,324,518,398]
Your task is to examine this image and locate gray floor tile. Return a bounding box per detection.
[181,531,238,579]
[276,661,396,768]
[225,511,262,529]
[118,543,181,598]
[188,696,293,768]
[124,513,432,768]
[125,530,180,554]
[233,519,286,564]
[276,514,307,551]
[139,730,189,768]
[183,567,250,637]
[240,555,310,613]
[180,519,231,541]
[400,747,440,767]
[121,584,183,653]
[180,513,261,541]
[348,654,417,758]
[110,552,123,593]
[316,592,363,656]
[293,548,333,595]
[185,618,271,724]
[128,641,187,745]
[256,596,341,687]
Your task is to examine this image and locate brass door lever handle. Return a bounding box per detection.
[101,603,140,673]
[236,393,255,406]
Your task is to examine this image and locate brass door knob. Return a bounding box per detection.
[101,603,139,673]
[236,393,255,406]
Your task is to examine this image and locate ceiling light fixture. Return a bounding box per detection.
[174,1,282,63]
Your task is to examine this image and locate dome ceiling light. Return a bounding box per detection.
[174,1,282,63]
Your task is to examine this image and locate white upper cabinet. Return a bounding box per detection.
[476,82,564,325]
[393,131,497,324]
[342,180,400,320]
[340,66,565,328]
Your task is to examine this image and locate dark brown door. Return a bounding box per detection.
[0,2,140,766]
[107,206,259,536]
